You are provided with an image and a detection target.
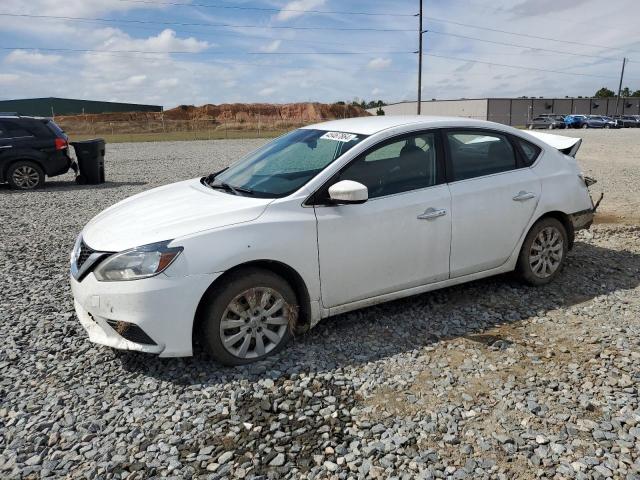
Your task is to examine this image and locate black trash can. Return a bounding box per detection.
[72,139,106,184]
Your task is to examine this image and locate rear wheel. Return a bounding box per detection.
[516,217,568,286]
[199,268,296,365]
[7,161,44,190]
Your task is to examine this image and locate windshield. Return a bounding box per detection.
[210,128,366,198]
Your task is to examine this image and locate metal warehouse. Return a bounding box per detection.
[0,97,163,117]
[370,97,640,126]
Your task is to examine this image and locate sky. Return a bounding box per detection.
[0,0,639,108]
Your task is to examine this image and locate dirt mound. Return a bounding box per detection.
[57,102,368,125]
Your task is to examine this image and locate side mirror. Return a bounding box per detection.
[328,180,368,204]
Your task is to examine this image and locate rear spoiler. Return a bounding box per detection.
[524,131,582,158]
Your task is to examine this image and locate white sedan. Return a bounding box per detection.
[70,116,596,365]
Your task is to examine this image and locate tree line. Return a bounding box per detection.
[594,87,640,98]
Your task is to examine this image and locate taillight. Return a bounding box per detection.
[54,138,68,150]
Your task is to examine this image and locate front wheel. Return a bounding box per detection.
[604,124,611,129]
[516,218,568,286]
[581,124,588,129]
[199,268,297,365]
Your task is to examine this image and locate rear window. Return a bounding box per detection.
[46,121,67,139]
[516,138,541,166]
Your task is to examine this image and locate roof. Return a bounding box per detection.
[303,115,496,135]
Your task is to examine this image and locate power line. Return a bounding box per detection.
[112,0,416,17]
[0,12,416,32]
[0,46,415,56]
[4,45,636,81]
[426,29,629,63]
[423,52,638,80]
[424,16,640,55]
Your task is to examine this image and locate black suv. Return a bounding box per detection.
[0,114,72,189]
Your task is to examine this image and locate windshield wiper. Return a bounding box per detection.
[209,181,254,195]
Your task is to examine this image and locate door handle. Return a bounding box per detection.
[513,191,536,201]
[418,207,447,220]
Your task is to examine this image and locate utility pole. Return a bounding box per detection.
[417,0,423,114]
[615,57,627,116]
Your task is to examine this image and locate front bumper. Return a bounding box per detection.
[70,271,221,357]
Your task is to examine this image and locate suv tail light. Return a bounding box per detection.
[54,137,68,150]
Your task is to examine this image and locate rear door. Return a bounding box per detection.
[0,121,14,173]
[445,130,541,278]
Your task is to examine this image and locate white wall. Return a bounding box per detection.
[368,100,488,120]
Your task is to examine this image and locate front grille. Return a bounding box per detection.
[77,241,96,270]
[105,320,157,346]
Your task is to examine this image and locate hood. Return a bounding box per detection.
[524,131,582,157]
[82,178,273,251]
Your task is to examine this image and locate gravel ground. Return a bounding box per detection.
[1,130,639,479]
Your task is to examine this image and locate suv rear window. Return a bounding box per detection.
[46,120,68,139]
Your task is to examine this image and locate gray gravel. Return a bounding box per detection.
[1,135,639,479]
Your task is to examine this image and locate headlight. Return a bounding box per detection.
[70,234,82,266]
[94,240,183,282]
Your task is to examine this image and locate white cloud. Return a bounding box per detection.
[5,50,62,66]
[259,87,277,96]
[276,0,326,21]
[367,58,392,70]
[126,74,147,86]
[101,29,209,53]
[371,88,382,95]
[0,74,20,84]
[260,40,282,53]
[156,78,179,88]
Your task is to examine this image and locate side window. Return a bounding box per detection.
[1,121,34,138]
[446,131,517,181]
[516,138,541,166]
[337,132,438,199]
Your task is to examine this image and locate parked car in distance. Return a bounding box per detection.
[611,115,640,128]
[564,114,588,129]
[527,115,566,129]
[70,116,597,365]
[0,114,72,189]
[584,115,619,129]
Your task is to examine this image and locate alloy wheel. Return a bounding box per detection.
[529,226,564,278]
[12,165,40,189]
[219,287,290,359]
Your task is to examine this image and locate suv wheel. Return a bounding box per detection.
[8,161,45,190]
[200,268,296,365]
[516,217,568,286]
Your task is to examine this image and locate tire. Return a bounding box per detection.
[528,125,533,130]
[75,174,87,185]
[581,124,588,129]
[7,160,44,190]
[199,268,297,366]
[604,124,611,129]
[516,217,568,286]
[548,124,554,129]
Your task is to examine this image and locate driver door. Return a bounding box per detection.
[313,131,451,309]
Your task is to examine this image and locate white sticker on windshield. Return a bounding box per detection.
[320,131,358,142]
